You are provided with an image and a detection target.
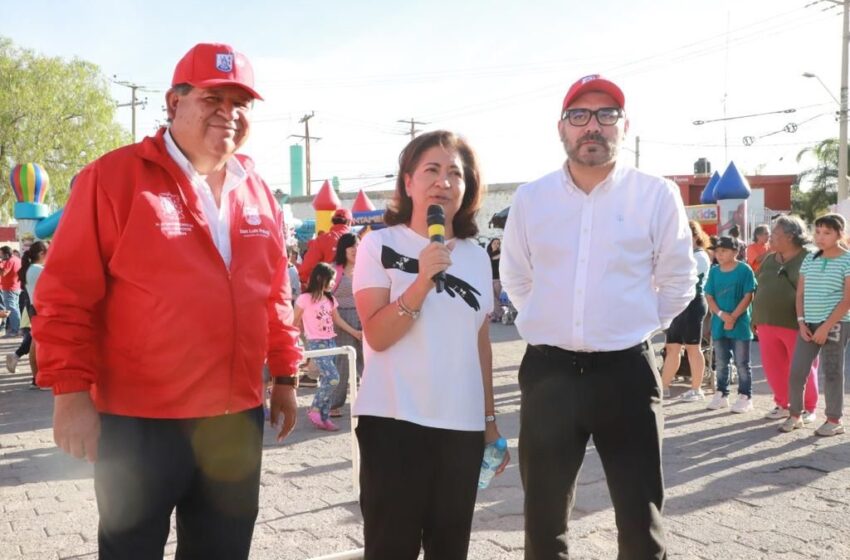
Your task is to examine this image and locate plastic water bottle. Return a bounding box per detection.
[478,437,508,489]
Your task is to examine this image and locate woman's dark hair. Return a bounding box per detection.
[752,224,769,242]
[383,130,485,239]
[334,233,358,266]
[813,213,847,259]
[306,262,336,303]
[19,241,47,289]
[688,220,710,249]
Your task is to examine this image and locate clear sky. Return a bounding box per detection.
[1,0,843,194]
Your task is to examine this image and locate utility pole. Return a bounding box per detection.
[840,0,849,201]
[114,79,148,142]
[814,0,850,201]
[289,112,321,196]
[397,118,428,141]
[634,135,640,169]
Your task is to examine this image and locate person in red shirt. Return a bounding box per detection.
[0,246,22,337]
[298,207,352,288]
[32,43,302,560]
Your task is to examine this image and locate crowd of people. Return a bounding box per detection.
[11,41,849,560]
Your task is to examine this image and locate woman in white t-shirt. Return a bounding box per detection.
[353,130,508,560]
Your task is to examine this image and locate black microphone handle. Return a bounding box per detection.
[433,272,446,293]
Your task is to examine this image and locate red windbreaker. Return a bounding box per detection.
[32,129,303,418]
[298,223,351,286]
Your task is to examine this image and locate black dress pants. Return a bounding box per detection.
[356,415,484,560]
[518,343,667,560]
[95,407,264,560]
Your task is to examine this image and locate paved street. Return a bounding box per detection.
[2,327,849,559]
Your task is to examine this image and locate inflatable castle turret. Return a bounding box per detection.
[313,180,341,234]
[714,162,751,239]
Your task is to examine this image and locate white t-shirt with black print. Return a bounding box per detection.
[352,225,494,431]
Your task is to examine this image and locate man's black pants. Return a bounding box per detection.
[356,415,484,560]
[95,407,264,560]
[518,343,667,560]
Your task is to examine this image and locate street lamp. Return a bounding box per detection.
[803,72,846,201]
[802,72,840,104]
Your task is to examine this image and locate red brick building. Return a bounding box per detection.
[665,174,796,212]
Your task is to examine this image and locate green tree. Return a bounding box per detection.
[0,36,130,220]
[793,138,841,222]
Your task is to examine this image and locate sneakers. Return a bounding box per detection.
[730,395,753,414]
[662,387,671,399]
[307,409,325,429]
[5,353,18,374]
[679,388,705,402]
[706,393,729,410]
[815,421,845,437]
[298,374,318,388]
[779,416,803,432]
[307,409,340,431]
[765,406,790,420]
[802,411,818,425]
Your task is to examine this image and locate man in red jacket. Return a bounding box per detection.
[298,207,352,287]
[32,43,302,560]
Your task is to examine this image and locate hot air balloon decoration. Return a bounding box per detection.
[9,163,51,243]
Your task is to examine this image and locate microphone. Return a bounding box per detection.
[426,204,446,293]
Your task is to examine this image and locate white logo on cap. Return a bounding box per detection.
[580,74,600,84]
[216,53,234,73]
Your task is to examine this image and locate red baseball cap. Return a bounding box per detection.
[561,74,625,112]
[172,43,263,100]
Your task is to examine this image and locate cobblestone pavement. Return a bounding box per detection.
[2,327,849,559]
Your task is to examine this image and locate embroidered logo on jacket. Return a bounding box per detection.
[239,205,271,238]
[244,205,262,226]
[156,193,193,238]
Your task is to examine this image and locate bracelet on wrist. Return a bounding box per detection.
[396,293,421,320]
[485,414,496,423]
[797,316,806,323]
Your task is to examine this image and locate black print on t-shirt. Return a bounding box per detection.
[381,245,482,311]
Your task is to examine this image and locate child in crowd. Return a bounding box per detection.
[294,263,361,431]
[704,236,757,413]
[781,214,850,436]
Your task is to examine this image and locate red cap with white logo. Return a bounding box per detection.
[561,74,624,112]
[172,43,263,100]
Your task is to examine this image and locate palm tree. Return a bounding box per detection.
[794,138,841,222]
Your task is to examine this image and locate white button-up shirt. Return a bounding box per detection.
[500,162,696,352]
[164,129,248,269]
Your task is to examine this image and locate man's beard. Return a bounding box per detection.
[566,132,619,167]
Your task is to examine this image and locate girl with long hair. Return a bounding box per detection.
[294,262,360,431]
[781,213,850,436]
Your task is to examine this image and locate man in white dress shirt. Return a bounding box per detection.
[500,74,696,559]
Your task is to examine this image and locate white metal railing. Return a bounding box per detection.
[300,345,365,560]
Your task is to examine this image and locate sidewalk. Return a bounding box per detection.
[2,328,849,559]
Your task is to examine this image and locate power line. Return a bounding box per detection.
[112,78,156,141]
